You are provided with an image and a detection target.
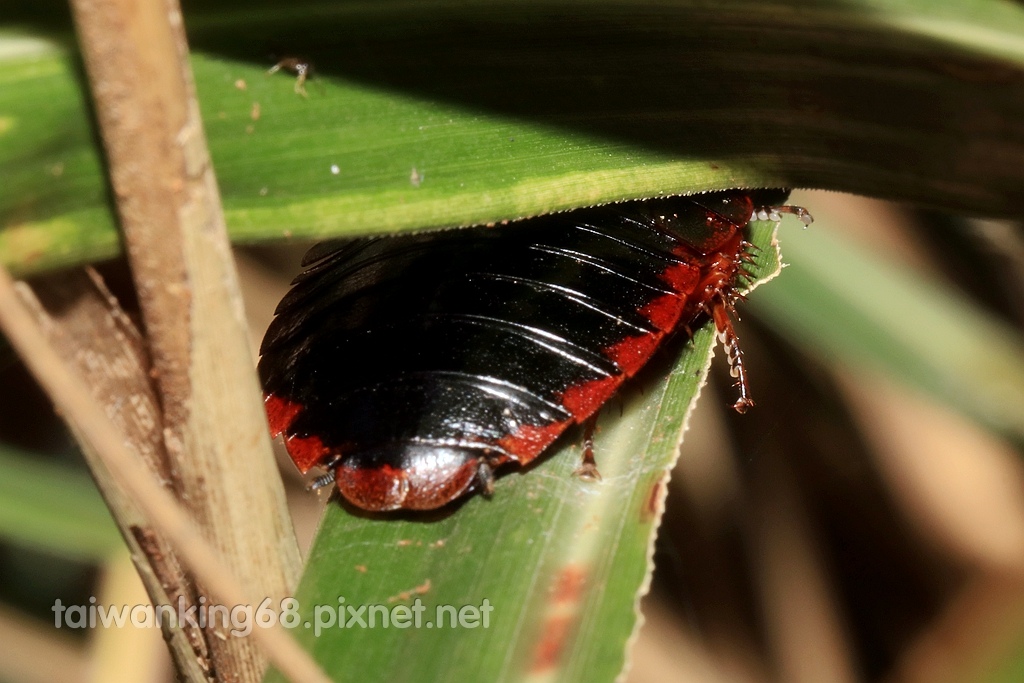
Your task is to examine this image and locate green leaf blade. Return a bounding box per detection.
[6,1,1024,275]
[0,444,121,562]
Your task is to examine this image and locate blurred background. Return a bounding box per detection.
[2,188,1023,683]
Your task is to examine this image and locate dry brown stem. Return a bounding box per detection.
[0,265,330,683]
[64,0,302,679]
[18,270,210,681]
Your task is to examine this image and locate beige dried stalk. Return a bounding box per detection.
[18,271,211,681]
[64,0,303,680]
[0,265,330,683]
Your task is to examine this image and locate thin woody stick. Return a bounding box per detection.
[66,0,303,678]
[20,269,211,681]
[0,265,331,683]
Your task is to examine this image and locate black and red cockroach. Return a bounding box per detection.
[258,189,811,511]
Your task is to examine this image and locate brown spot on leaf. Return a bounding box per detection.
[387,578,432,603]
[531,614,574,673]
[642,478,665,523]
[552,564,587,605]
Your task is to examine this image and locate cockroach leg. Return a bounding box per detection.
[307,453,343,491]
[476,460,496,496]
[573,415,602,481]
[308,470,336,492]
[753,204,814,227]
[711,299,754,413]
